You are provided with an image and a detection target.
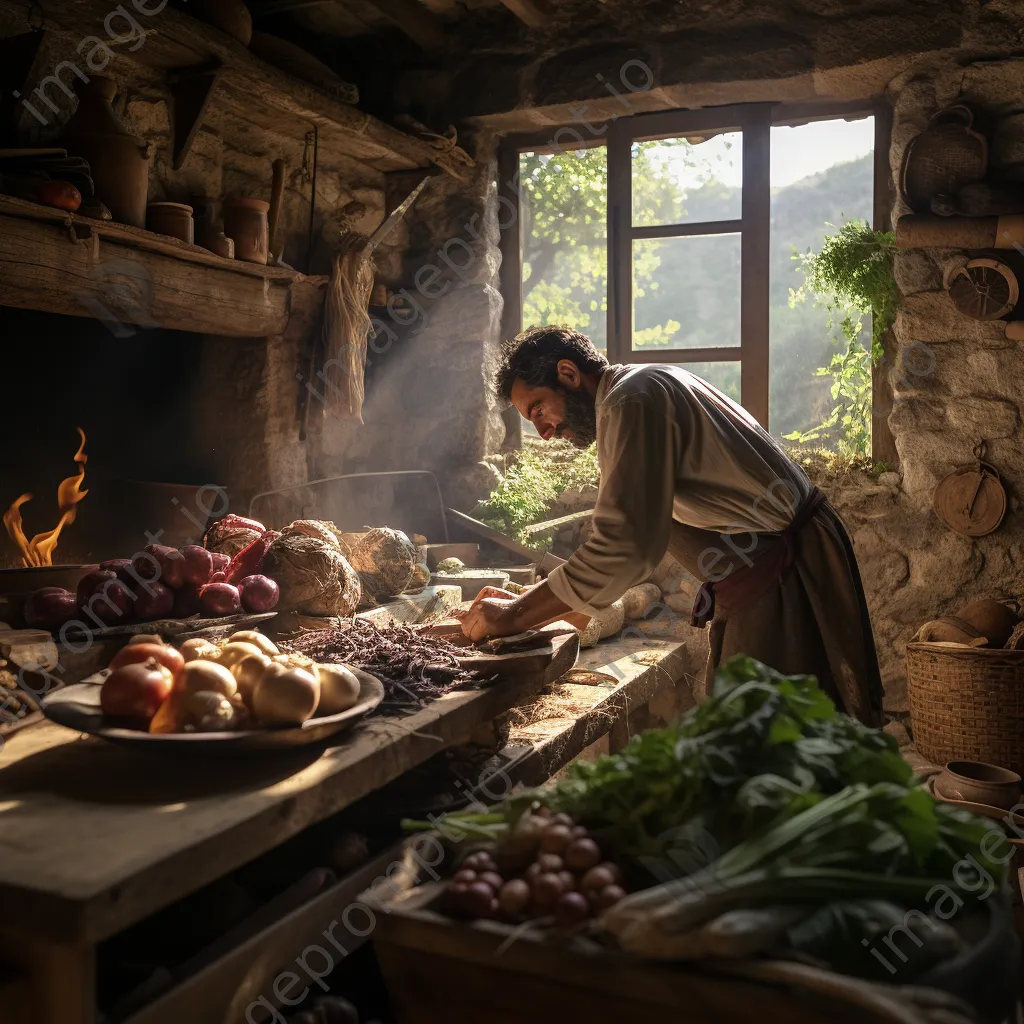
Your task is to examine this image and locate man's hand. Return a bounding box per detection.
[460,592,519,641]
[458,580,575,641]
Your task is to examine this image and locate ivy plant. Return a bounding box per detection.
[784,220,898,457]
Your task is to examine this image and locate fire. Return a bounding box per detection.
[4,428,89,567]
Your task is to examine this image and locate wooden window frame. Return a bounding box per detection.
[498,99,895,459]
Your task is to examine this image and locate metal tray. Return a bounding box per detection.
[39,669,384,755]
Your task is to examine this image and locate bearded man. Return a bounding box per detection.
[460,325,883,725]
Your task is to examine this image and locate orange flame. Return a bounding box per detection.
[4,428,88,567]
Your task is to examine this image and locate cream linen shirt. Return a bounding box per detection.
[545,364,813,616]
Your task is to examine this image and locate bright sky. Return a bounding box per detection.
[662,116,875,190]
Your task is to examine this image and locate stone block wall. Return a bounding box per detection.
[309,129,506,515]
[851,58,1024,713]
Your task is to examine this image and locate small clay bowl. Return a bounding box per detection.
[934,761,1022,811]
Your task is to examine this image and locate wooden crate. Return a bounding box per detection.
[372,886,943,1024]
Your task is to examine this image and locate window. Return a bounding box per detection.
[500,101,888,454]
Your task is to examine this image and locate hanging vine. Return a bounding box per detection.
[784,220,898,457]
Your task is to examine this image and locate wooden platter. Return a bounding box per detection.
[417,623,580,684]
[39,669,384,755]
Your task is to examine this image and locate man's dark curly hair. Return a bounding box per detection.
[493,326,609,403]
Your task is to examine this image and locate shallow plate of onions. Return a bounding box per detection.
[40,667,385,755]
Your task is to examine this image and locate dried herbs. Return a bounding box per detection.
[288,620,479,705]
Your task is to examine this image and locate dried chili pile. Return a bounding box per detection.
[288,620,478,704]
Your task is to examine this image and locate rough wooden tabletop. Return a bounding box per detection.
[0,638,575,944]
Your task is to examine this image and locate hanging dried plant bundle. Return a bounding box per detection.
[322,232,375,422]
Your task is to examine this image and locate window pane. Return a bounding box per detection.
[632,234,741,351]
[632,133,742,227]
[679,362,741,403]
[519,147,608,354]
[769,117,874,449]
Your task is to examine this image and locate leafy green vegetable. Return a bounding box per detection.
[603,782,1006,960]
[530,656,912,862]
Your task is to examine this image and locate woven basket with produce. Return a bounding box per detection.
[397,657,1019,1024]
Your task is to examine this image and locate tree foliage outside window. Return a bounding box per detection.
[520,141,701,350]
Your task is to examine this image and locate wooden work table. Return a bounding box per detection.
[0,632,696,1024]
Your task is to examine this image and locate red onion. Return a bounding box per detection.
[145,543,185,589]
[24,587,78,631]
[238,575,280,613]
[199,582,241,617]
[181,544,213,586]
[77,570,134,625]
[100,558,133,581]
[77,569,117,606]
[134,581,174,621]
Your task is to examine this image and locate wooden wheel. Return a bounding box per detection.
[947,257,1019,320]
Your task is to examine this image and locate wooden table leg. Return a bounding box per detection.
[0,930,95,1024]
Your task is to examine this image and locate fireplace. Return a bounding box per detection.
[0,305,223,568]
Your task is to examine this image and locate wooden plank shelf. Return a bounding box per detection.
[0,194,325,336]
[0,0,473,181]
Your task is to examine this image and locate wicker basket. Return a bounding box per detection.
[906,642,1024,773]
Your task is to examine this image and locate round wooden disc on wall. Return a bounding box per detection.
[933,462,1007,537]
[947,257,1020,320]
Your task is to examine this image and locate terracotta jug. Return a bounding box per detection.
[223,197,269,265]
[62,76,149,228]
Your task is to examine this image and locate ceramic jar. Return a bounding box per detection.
[189,0,253,45]
[935,761,1021,811]
[61,76,149,229]
[223,197,269,265]
[192,196,235,259]
[147,202,194,244]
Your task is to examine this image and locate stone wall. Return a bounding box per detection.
[307,130,506,515]
[857,57,1024,714]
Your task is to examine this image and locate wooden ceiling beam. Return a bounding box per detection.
[497,0,551,29]
[362,0,448,48]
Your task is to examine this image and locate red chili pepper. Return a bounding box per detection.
[222,532,274,584]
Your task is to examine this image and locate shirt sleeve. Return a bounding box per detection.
[546,390,682,615]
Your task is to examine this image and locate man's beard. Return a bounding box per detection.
[556,387,597,449]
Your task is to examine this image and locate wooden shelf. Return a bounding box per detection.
[0,0,473,181]
[0,195,325,336]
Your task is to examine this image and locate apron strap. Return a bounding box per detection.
[690,486,828,628]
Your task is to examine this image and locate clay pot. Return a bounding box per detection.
[223,197,269,265]
[61,76,149,229]
[192,196,235,259]
[147,202,194,244]
[934,761,1021,811]
[188,0,252,46]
